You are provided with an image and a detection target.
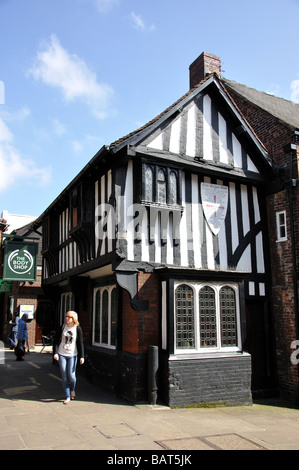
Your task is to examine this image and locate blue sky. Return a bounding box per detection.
[1,0,299,218]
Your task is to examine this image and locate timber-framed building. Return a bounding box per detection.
[32,52,299,406]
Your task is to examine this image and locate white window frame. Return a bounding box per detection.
[276,210,287,242]
[92,285,117,349]
[174,281,241,355]
[60,292,74,325]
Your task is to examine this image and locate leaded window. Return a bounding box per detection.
[175,284,194,349]
[220,286,237,347]
[199,286,217,347]
[157,169,166,204]
[142,163,180,206]
[144,166,154,202]
[174,282,240,353]
[169,171,177,205]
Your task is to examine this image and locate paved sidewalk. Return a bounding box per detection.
[0,346,299,451]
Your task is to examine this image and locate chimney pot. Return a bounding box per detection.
[189,52,221,89]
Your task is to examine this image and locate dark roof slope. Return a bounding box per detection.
[222,78,299,129]
[13,223,42,266]
[109,79,207,151]
[109,74,268,155]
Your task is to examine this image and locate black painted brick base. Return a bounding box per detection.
[167,354,252,407]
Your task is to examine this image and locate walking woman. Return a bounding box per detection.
[53,311,84,404]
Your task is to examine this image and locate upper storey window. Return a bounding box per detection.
[276,210,287,242]
[169,171,178,204]
[142,163,181,206]
[157,169,166,203]
[145,166,154,202]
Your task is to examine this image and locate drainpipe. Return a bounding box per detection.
[148,345,158,405]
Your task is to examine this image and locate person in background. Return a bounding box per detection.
[15,314,28,361]
[8,312,19,349]
[53,311,84,404]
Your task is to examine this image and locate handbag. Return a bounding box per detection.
[15,341,25,357]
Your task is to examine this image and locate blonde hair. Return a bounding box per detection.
[65,311,79,326]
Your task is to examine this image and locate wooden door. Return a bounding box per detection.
[245,301,276,395]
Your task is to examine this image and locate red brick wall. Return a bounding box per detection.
[227,87,299,401]
[223,86,295,165]
[267,189,299,400]
[189,52,221,88]
[137,272,159,352]
[122,290,138,354]
[122,273,159,355]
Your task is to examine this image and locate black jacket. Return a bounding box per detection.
[53,325,84,359]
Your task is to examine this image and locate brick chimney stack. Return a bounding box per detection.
[189,52,221,89]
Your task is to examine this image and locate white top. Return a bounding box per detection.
[58,325,77,357]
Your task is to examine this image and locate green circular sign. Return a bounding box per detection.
[7,248,34,275]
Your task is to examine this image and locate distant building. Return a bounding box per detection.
[31,52,299,406]
[0,213,54,349]
[1,210,37,234]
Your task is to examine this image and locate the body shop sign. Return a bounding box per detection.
[3,241,37,281]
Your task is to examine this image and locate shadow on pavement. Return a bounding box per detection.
[0,346,131,408]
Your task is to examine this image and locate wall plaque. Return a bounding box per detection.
[201,182,228,235]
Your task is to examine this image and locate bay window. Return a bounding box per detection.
[142,163,181,206]
[175,282,240,353]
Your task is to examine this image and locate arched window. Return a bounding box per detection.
[60,292,74,324]
[220,286,237,347]
[157,168,166,204]
[144,166,154,201]
[102,289,109,344]
[175,284,194,349]
[169,171,177,204]
[111,287,117,346]
[199,286,217,347]
[94,290,101,344]
[93,285,118,348]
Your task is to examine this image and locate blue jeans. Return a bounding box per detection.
[58,355,77,399]
[8,331,17,348]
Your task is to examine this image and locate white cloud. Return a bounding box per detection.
[291,79,299,103]
[130,12,146,31]
[94,0,120,14]
[0,144,51,191]
[71,134,102,154]
[28,35,114,119]
[0,119,13,142]
[0,80,4,104]
[129,12,156,32]
[0,106,31,122]
[0,118,51,192]
[52,118,67,136]
[72,140,83,153]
